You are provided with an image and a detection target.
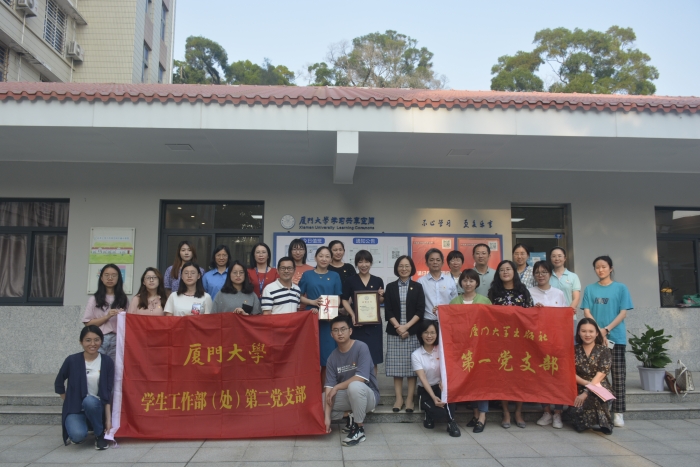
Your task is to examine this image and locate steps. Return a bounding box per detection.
[1,374,698,425]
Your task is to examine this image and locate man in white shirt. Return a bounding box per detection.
[417,248,457,321]
[261,257,301,314]
[473,244,496,297]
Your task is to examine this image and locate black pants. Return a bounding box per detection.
[418,384,455,422]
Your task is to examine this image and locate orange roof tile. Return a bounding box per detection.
[0,83,698,113]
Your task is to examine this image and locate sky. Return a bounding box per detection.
[173,0,700,96]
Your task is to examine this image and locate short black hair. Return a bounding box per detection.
[209,244,232,270]
[458,268,481,288]
[425,248,444,263]
[416,320,439,346]
[473,243,491,255]
[354,249,373,266]
[447,251,464,263]
[394,255,416,277]
[330,315,352,329]
[277,256,295,269]
[249,242,272,268]
[220,260,254,295]
[532,260,553,275]
[80,325,104,342]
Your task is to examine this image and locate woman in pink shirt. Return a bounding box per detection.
[82,264,128,361]
[128,268,167,316]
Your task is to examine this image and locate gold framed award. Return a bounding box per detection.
[354,291,380,324]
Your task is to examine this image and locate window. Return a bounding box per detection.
[3,1,13,8]
[160,3,167,40]
[0,43,7,82]
[44,0,67,54]
[0,200,70,304]
[655,207,700,307]
[145,0,151,14]
[511,204,573,266]
[158,64,165,83]
[142,43,150,83]
[159,201,264,272]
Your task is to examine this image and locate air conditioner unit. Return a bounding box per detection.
[66,41,84,62]
[16,0,38,17]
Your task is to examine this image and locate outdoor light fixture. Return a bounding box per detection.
[511,218,525,222]
[251,215,263,219]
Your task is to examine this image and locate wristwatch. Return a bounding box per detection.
[604,327,611,333]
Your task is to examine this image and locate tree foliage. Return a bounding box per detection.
[172,36,294,85]
[307,30,446,89]
[490,26,659,94]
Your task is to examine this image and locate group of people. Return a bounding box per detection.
[56,238,632,449]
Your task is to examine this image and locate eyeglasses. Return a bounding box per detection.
[182,271,199,277]
[215,254,228,259]
[278,267,295,272]
[331,327,350,334]
[144,276,158,281]
[292,247,305,251]
[103,274,119,279]
[534,271,550,276]
[422,332,437,336]
[230,271,246,276]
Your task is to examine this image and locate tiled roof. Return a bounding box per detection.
[0,83,698,113]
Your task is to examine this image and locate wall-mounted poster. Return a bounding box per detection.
[457,236,503,270]
[410,236,454,279]
[88,228,135,294]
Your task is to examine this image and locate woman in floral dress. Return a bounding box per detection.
[571,317,614,434]
[488,260,534,428]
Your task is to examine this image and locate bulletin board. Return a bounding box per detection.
[273,233,503,286]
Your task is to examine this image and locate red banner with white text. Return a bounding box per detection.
[439,305,577,406]
[111,312,325,439]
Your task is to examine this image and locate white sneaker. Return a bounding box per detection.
[613,413,624,427]
[552,413,563,429]
[536,412,553,426]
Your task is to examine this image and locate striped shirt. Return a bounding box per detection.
[261,280,302,314]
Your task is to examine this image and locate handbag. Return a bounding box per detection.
[665,371,681,394]
[660,281,675,307]
[675,359,695,392]
[682,294,700,307]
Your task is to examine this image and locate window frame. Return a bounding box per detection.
[160,2,167,40]
[158,64,164,83]
[158,200,265,273]
[655,206,700,307]
[142,43,150,83]
[0,42,7,82]
[0,198,70,306]
[511,203,574,269]
[44,0,67,55]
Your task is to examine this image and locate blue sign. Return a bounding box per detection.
[554,233,563,239]
[353,238,378,244]
[301,238,325,244]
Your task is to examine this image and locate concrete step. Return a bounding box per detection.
[0,405,62,425]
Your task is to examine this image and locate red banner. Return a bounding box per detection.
[439,305,577,405]
[112,312,325,439]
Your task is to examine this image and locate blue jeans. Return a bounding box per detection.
[99,333,116,362]
[473,401,489,413]
[65,396,104,443]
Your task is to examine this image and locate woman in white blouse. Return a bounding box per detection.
[164,261,213,316]
[411,320,461,437]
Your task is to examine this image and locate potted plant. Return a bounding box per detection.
[628,325,672,392]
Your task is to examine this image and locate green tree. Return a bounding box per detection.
[173,36,228,84]
[308,30,446,89]
[227,58,295,85]
[490,26,659,94]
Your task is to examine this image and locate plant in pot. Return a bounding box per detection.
[628,325,672,392]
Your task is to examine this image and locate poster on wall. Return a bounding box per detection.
[88,228,135,294]
[457,236,503,270]
[410,237,454,279]
[274,234,409,288]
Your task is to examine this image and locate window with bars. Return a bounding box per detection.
[142,43,150,82]
[0,43,7,82]
[44,0,67,54]
[158,64,164,83]
[160,3,167,40]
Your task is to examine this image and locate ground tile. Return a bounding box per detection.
[33,446,97,464]
[344,461,396,467]
[424,431,479,445]
[387,444,439,460]
[572,442,635,456]
[603,430,650,442]
[241,446,294,462]
[294,434,339,447]
[0,437,29,449]
[70,464,133,467]
[644,454,700,467]
[444,460,503,467]
[201,439,251,448]
[622,420,662,430]
[11,436,64,450]
[154,439,204,447]
[435,444,493,460]
[130,463,187,467]
[381,433,429,446]
[291,446,342,461]
[616,440,678,455]
[379,424,425,435]
[246,437,296,447]
[0,427,48,437]
[136,447,198,463]
[187,447,247,462]
[653,419,700,429]
[83,446,150,463]
[665,439,700,453]
[0,447,55,463]
[236,463,291,467]
[597,455,662,467]
[341,444,394,461]
[686,419,700,426]
[290,461,343,467]
[528,441,588,457]
[481,442,541,458]
[0,463,28,467]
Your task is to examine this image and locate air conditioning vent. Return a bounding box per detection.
[66,41,84,61]
[16,0,38,17]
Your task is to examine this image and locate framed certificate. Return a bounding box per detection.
[354,291,381,324]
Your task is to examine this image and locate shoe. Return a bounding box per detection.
[516,421,527,428]
[552,413,563,429]
[536,412,553,426]
[392,402,403,413]
[473,421,485,433]
[423,414,434,429]
[447,420,461,437]
[342,413,355,433]
[466,416,479,427]
[613,413,624,427]
[69,439,84,445]
[341,425,366,446]
[405,405,414,413]
[501,421,511,429]
[95,435,108,450]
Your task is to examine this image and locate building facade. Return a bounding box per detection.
[1,83,699,375]
[0,0,175,84]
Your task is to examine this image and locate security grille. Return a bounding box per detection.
[44,0,67,54]
[0,43,7,82]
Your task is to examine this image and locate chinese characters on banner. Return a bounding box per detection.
[438,305,577,406]
[110,312,325,439]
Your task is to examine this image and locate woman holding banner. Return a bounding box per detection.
[529,260,568,429]
[488,260,534,428]
[571,318,614,434]
[385,255,425,413]
[299,246,342,387]
[127,267,167,316]
[212,261,262,315]
[164,261,213,316]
